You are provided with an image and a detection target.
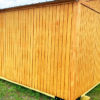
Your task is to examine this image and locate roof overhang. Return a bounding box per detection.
[0,0,75,12]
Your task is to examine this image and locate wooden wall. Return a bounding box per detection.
[81,0,100,13]
[0,2,73,100]
[0,12,4,77]
[1,1,100,100]
[70,2,100,100]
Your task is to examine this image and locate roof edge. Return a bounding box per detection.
[0,0,75,12]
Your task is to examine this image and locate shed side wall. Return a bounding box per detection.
[0,2,73,100]
[0,13,4,77]
[81,0,100,13]
[70,3,100,99]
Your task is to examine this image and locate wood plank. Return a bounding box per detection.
[0,3,71,100]
[61,4,68,99]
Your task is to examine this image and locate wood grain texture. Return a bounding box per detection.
[0,2,73,100]
[81,0,100,13]
[0,1,99,100]
[70,2,100,100]
[0,12,4,77]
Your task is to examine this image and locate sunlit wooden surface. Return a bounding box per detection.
[0,2,73,100]
[0,0,100,100]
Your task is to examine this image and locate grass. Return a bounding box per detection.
[0,79,54,100]
[0,79,100,100]
[87,84,100,100]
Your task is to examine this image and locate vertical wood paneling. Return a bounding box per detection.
[32,8,36,89]
[52,5,57,95]
[0,13,4,76]
[63,4,69,100]
[66,3,73,100]
[47,6,52,94]
[70,3,100,100]
[29,8,34,88]
[13,10,19,83]
[38,7,43,91]
[0,2,74,100]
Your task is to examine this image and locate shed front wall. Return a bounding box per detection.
[0,2,73,100]
[70,2,100,100]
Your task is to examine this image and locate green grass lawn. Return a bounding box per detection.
[87,84,100,100]
[0,79,100,100]
[0,79,54,100]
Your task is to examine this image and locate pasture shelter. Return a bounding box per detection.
[0,0,100,100]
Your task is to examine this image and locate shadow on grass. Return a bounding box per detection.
[1,79,100,100]
[0,79,54,100]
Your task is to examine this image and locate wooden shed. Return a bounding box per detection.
[0,0,100,100]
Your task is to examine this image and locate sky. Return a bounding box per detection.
[0,0,53,9]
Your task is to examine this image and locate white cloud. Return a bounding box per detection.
[0,0,4,2]
[0,0,15,8]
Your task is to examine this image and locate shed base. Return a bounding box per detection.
[80,96,90,100]
[55,96,64,100]
[76,97,81,100]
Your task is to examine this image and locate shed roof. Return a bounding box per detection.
[0,0,74,11]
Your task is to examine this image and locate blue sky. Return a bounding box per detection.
[0,0,53,9]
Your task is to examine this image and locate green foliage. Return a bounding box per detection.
[0,79,55,100]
